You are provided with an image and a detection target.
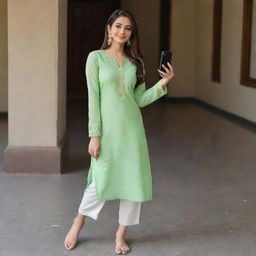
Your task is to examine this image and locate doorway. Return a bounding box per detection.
[64,0,120,172]
[67,0,120,99]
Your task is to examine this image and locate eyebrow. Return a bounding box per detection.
[115,22,132,27]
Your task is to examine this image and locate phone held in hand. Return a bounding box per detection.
[159,51,172,72]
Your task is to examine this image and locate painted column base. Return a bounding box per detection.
[3,136,67,174]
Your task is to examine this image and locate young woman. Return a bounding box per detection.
[64,9,174,254]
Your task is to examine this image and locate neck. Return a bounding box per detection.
[107,41,125,56]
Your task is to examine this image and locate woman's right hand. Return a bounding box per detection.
[88,136,101,159]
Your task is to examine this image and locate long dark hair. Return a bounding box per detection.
[100,9,145,88]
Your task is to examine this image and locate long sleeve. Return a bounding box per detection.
[85,52,102,137]
[134,60,168,108]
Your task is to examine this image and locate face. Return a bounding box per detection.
[107,16,133,44]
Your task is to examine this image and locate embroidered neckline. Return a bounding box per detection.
[100,50,127,96]
[101,50,129,69]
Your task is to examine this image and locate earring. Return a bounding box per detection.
[126,40,131,46]
[107,33,112,46]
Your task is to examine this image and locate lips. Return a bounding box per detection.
[117,35,126,39]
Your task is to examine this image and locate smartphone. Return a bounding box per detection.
[159,51,172,72]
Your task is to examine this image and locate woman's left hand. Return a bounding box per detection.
[157,62,174,88]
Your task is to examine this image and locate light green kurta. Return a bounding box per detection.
[85,49,168,202]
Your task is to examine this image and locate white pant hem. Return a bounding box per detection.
[78,210,98,220]
[119,221,140,226]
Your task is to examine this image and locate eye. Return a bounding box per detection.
[126,27,132,31]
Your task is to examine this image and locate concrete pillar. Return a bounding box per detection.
[4,0,68,173]
[0,0,8,112]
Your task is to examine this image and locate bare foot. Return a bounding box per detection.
[64,215,85,250]
[115,234,130,254]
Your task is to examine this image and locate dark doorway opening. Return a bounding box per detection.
[64,0,120,173]
[67,0,120,99]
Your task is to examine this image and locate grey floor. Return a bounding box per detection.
[1,99,256,256]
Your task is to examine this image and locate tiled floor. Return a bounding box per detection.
[0,100,256,256]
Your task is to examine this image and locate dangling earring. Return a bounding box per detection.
[126,39,131,47]
[107,33,112,46]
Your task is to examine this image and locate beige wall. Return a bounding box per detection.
[121,0,161,88]
[0,0,8,112]
[121,0,197,98]
[170,0,256,122]
[8,0,66,146]
[170,0,196,97]
[195,0,256,122]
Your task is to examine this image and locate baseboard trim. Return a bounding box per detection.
[164,97,256,133]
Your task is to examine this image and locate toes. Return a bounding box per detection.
[68,244,74,250]
[70,242,76,249]
[65,240,75,250]
[115,246,122,254]
[121,247,129,254]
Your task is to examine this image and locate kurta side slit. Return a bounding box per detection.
[85,50,168,202]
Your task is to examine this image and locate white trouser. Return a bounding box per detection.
[78,178,141,226]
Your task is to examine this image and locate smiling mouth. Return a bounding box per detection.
[117,35,126,39]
